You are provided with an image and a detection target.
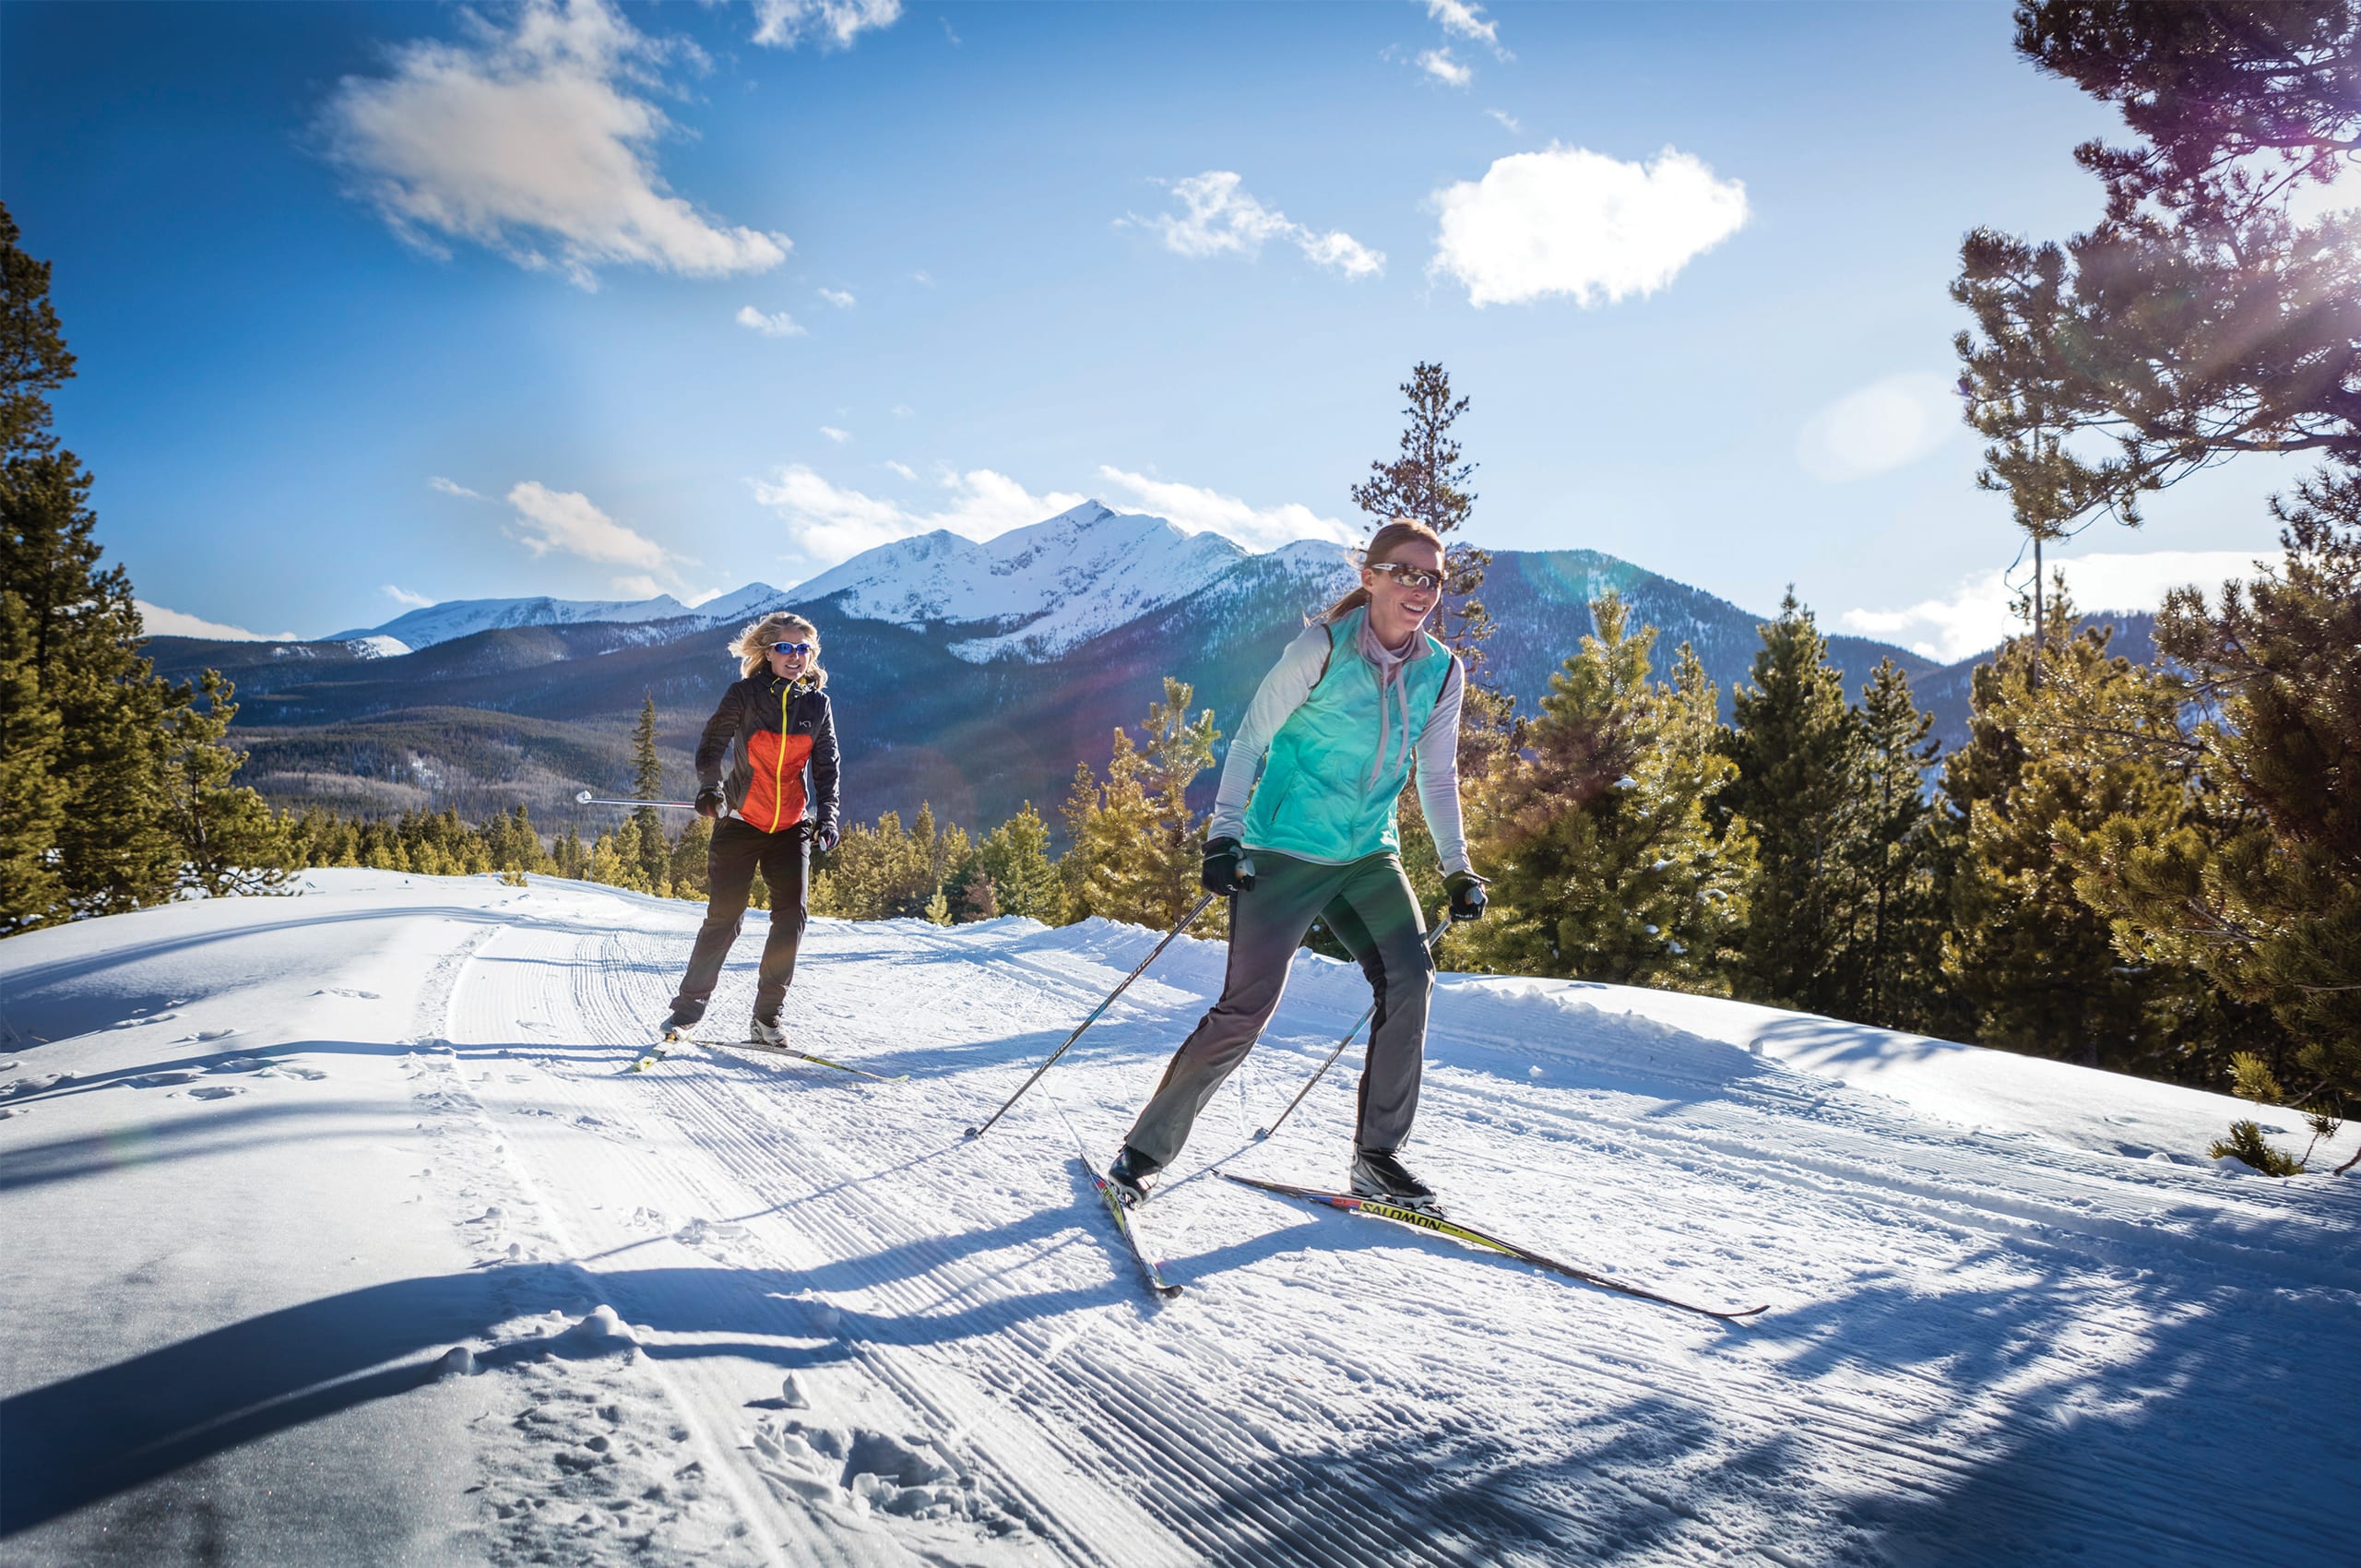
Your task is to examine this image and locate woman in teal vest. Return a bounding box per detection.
[1109,519,1487,1211]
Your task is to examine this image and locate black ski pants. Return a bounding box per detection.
[671,817,809,1023]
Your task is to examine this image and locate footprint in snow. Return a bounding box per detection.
[672,1218,748,1248]
[282,1065,328,1081]
[132,1070,204,1087]
[195,1028,239,1042]
[188,1086,243,1100]
[748,1420,1001,1528]
[310,988,381,999]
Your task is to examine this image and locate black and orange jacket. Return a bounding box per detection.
[694,672,840,836]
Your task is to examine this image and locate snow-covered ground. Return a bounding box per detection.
[3,870,2354,1566]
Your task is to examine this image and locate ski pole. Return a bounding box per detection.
[1253,913,1453,1143]
[964,887,1225,1141]
[575,790,700,810]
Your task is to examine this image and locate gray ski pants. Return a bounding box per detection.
[1123,851,1433,1170]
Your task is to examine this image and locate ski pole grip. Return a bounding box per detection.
[1233,854,1256,892]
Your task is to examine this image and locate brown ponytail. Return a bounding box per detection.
[1317,517,1446,624]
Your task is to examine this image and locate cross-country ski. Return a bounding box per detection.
[1220,1171,1769,1320]
[682,1037,911,1081]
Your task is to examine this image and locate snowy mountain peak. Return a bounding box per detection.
[790,501,1250,662]
[332,591,696,651]
[688,582,791,628]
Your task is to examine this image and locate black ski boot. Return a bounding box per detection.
[658,1002,705,1040]
[1106,1146,1161,1209]
[1349,1148,1440,1213]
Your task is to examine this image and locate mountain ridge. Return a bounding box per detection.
[149,505,2138,834]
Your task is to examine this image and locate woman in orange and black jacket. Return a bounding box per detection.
[659,611,841,1044]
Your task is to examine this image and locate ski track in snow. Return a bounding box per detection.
[3,871,2355,1565]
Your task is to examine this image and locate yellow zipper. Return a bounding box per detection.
[770,683,790,832]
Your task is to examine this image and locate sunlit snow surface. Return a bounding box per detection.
[2,870,2354,1565]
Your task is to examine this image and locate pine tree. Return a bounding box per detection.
[1721,591,1862,1014]
[1844,658,1948,1032]
[554,824,589,881]
[1350,361,1514,763]
[0,585,64,931]
[944,860,1000,922]
[162,671,297,898]
[1064,680,1220,931]
[630,694,670,894]
[1464,594,1751,989]
[973,802,1063,924]
[588,829,639,891]
[667,814,711,899]
[1954,4,2361,684]
[1069,730,1164,925]
[0,201,261,925]
[0,203,73,465]
[1940,579,2273,1082]
[2058,476,2361,1112]
[811,807,957,920]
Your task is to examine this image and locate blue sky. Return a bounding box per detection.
[1,0,2317,658]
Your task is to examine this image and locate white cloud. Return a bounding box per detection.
[1840,549,2270,662]
[1487,108,1522,135]
[817,287,856,308]
[428,475,484,500]
[611,574,665,599]
[384,584,438,608]
[136,602,299,642]
[884,459,919,481]
[1430,144,1748,307]
[751,0,902,50]
[1797,372,1961,482]
[911,269,934,286]
[1136,172,1384,279]
[1094,468,1360,552]
[753,461,1362,566]
[1419,49,1474,88]
[737,305,807,338]
[890,403,915,417]
[820,425,851,444]
[321,0,789,289]
[1427,0,1500,48]
[752,465,1087,565]
[1296,229,1387,279]
[505,480,673,570]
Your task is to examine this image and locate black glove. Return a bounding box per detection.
[1445,872,1489,922]
[811,822,840,853]
[694,784,725,821]
[1201,837,1255,896]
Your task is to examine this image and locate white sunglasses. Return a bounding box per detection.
[1367,562,1442,593]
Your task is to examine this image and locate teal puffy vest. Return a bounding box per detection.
[1241,607,1455,863]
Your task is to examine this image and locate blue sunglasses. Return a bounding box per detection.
[769,641,814,656]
